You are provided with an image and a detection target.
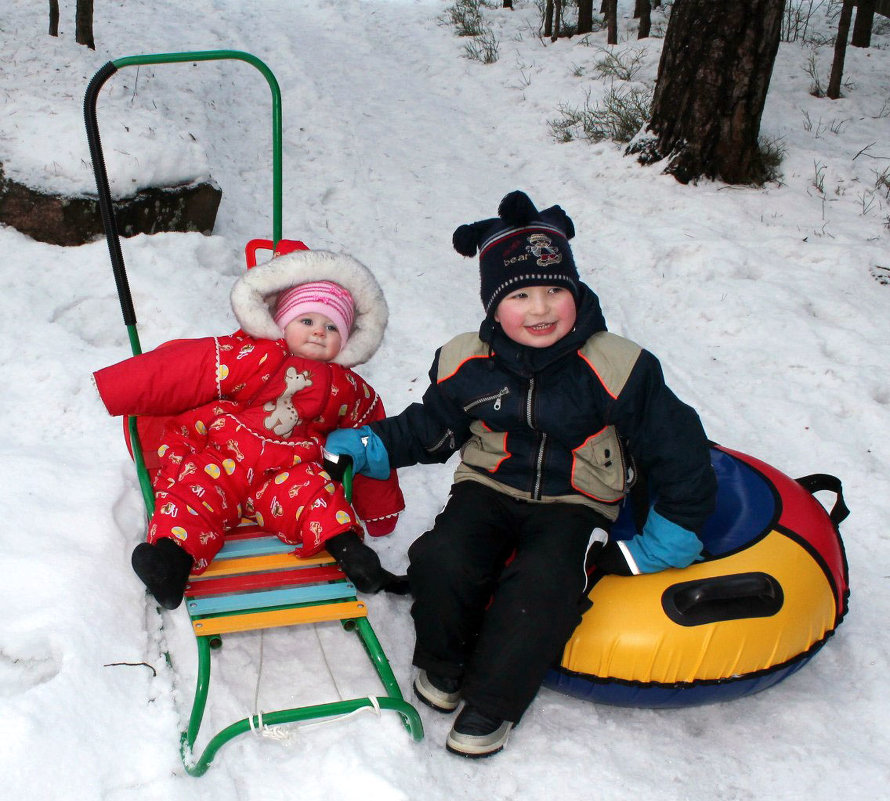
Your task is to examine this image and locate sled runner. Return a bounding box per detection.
[84,51,422,777]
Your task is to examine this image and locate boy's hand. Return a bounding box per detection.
[325,426,391,480]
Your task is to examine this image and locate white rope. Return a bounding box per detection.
[295,696,382,732]
[244,626,384,744]
[248,630,299,743]
[314,623,343,700]
[252,629,265,716]
[249,710,299,742]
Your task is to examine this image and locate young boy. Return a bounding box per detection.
[94,250,407,610]
[326,191,717,757]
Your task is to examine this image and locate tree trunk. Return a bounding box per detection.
[606,0,617,44]
[552,0,562,42]
[828,0,855,98]
[544,0,554,39]
[638,0,784,184]
[638,0,651,39]
[578,0,594,34]
[851,0,875,47]
[75,0,95,49]
[49,0,60,36]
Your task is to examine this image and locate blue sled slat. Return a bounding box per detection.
[215,536,296,559]
[186,581,356,616]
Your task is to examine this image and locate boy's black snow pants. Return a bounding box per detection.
[407,480,609,723]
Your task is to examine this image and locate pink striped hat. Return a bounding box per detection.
[273,281,355,346]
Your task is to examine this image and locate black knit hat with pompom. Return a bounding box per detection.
[453,190,578,316]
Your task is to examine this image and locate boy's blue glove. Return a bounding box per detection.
[623,508,703,574]
[597,509,702,576]
[325,426,391,480]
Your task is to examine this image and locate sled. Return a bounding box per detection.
[84,51,423,777]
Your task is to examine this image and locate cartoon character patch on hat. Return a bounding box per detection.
[527,233,564,267]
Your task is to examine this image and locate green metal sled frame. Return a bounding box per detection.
[83,50,423,777]
[179,532,423,776]
[185,627,423,776]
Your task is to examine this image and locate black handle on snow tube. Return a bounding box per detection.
[83,61,137,327]
[662,572,784,627]
[795,473,850,526]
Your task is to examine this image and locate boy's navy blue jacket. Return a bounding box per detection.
[370,284,716,538]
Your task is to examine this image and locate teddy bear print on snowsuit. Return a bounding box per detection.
[263,366,313,437]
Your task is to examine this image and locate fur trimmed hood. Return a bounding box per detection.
[230,250,388,367]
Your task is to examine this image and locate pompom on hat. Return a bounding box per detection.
[273,281,356,347]
[453,190,579,316]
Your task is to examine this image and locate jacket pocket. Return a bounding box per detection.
[570,426,628,503]
[460,420,510,473]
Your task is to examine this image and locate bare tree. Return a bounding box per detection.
[637,0,652,39]
[543,0,554,39]
[632,0,785,184]
[48,0,94,48]
[49,0,60,37]
[828,0,855,99]
[605,0,617,44]
[552,0,563,42]
[578,0,594,35]
[75,0,95,49]
[851,0,875,47]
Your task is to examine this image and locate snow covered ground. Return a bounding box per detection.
[1,1,888,799]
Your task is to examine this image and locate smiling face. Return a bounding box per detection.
[284,312,343,361]
[494,285,577,348]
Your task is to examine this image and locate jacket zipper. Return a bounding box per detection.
[463,386,510,413]
[427,427,455,454]
[533,433,548,499]
[526,377,546,500]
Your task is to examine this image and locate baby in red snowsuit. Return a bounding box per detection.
[94,250,406,609]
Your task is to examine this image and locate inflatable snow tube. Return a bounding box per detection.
[543,444,849,708]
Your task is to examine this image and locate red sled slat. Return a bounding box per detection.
[186,565,346,598]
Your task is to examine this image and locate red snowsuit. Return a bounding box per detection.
[94,333,404,573]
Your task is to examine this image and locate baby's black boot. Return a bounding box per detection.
[131,538,194,610]
[325,530,409,595]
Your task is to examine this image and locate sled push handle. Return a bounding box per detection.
[84,50,284,356]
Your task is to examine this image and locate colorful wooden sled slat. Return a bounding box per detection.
[191,599,370,636]
[197,551,334,578]
[209,537,297,557]
[186,580,360,617]
[185,564,344,597]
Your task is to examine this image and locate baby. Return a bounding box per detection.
[94,249,406,609]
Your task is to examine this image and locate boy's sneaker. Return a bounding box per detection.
[413,670,462,712]
[446,705,513,758]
